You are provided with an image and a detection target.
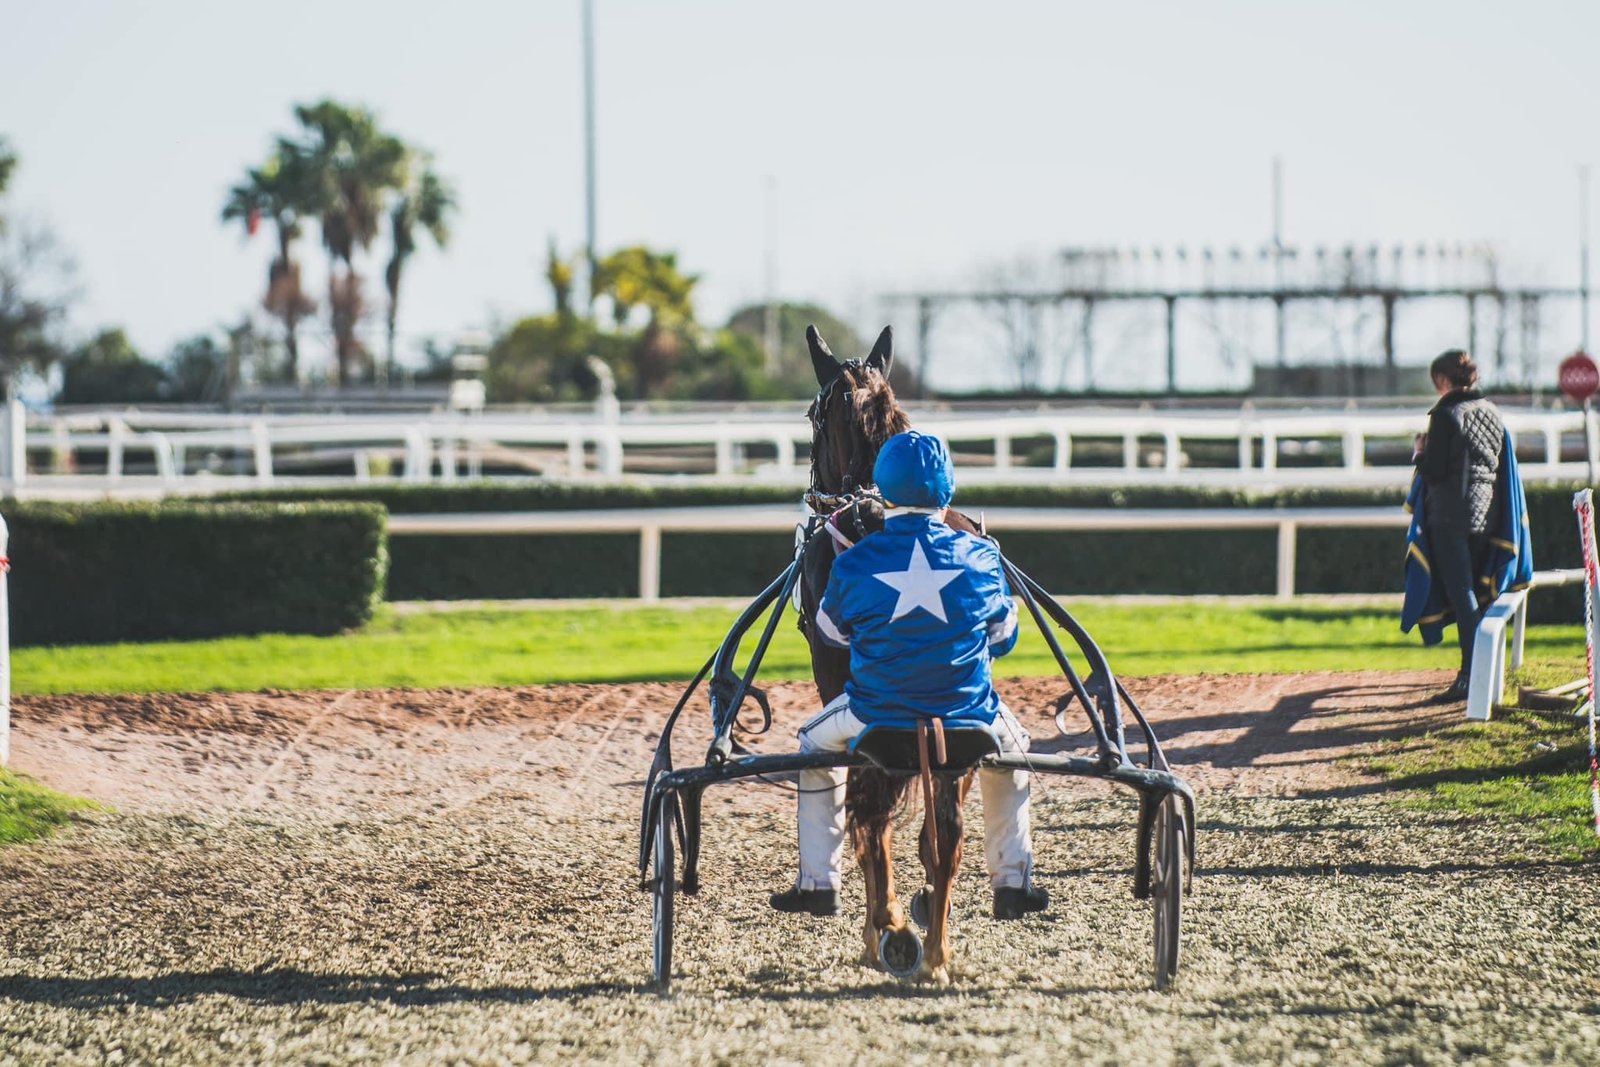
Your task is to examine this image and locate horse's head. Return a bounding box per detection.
[805,324,911,501]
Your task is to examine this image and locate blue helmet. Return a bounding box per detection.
[874,431,955,509]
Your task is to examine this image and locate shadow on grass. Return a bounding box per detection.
[1298,743,1583,801]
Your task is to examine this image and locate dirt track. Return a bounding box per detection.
[3,672,1599,1064]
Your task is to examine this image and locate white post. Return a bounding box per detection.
[639,524,662,602]
[1,398,25,491]
[251,420,274,485]
[440,438,459,484]
[1122,432,1138,471]
[1342,428,1364,470]
[51,416,70,475]
[1511,594,1529,670]
[600,431,624,477]
[150,432,176,486]
[0,512,10,766]
[1275,520,1297,599]
[1053,430,1071,472]
[1163,430,1180,474]
[108,417,126,484]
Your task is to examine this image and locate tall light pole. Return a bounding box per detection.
[763,176,780,372]
[1582,164,1592,354]
[582,0,598,317]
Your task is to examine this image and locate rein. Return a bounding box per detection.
[805,359,883,515]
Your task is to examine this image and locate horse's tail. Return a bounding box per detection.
[845,766,915,844]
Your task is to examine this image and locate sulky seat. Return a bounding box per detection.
[849,721,999,776]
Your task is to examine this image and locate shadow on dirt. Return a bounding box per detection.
[0,970,640,1009]
[0,969,1134,1008]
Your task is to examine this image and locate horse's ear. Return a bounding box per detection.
[866,326,893,378]
[807,324,839,386]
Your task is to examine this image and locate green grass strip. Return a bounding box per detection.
[0,768,98,845]
[13,600,1587,696]
[1364,658,1600,859]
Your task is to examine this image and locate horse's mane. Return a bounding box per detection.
[809,361,912,499]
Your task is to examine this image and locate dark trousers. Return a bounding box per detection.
[1430,527,1491,672]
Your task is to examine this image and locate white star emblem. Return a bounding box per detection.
[873,539,963,622]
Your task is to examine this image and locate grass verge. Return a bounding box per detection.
[12,599,1587,696]
[0,768,98,845]
[1363,658,1599,859]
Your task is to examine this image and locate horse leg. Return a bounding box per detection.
[919,771,972,985]
[850,769,910,971]
[852,817,883,967]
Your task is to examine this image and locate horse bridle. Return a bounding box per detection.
[804,360,879,514]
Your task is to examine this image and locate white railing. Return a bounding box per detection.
[7,402,1598,496]
[386,504,1411,602]
[1466,568,1588,721]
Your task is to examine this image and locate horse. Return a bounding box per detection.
[795,323,989,984]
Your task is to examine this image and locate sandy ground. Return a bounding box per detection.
[2,671,1598,1065]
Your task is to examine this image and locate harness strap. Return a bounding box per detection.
[916,720,946,859]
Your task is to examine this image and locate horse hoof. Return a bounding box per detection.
[878,927,924,979]
[918,963,952,986]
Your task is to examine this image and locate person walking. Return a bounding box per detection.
[1405,349,1529,702]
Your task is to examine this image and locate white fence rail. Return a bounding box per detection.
[7,401,1598,496]
[386,504,1411,602]
[1466,568,1588,721]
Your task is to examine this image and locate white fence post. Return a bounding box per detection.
[251,420,274,485]
[1,398,25,492]
[107,417,126,484]
[639,525,662,602]
[1275,520,1297,599]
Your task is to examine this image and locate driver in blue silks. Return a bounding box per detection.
[770,430,1049,921]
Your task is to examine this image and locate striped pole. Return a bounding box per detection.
[0,511,9,767]
[1574,489,1600,834]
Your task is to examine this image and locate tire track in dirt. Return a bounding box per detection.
[234,691,356,807]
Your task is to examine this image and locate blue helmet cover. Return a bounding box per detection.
[873,431,955,508]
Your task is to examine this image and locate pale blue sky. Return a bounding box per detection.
[3,0,1596,390]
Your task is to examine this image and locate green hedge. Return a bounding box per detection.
[205,480,1594,621]
[5,501,387,646]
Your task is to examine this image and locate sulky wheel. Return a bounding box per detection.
[652,794,676,992]
[1151,791,1186,991]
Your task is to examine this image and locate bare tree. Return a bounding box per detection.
[976,255,1049,392]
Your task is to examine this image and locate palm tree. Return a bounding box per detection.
[593,246,699,396]
[293,100,407,386]
[381,159,454,385]
[221,146,317,381]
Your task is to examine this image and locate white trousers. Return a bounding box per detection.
[795,693,1035,891]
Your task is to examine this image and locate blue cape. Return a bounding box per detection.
[1401,427,1532,645]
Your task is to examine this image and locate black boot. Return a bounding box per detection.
[1431,670,1470,704]
[769,885,839,917]
[993,883,1049,920]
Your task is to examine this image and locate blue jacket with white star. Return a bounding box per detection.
[815,513,1018,726]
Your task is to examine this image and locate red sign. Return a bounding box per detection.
[1560,351,1600,403]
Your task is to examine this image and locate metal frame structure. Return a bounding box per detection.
[637,525,1196,992]
[887,242,1588,396]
